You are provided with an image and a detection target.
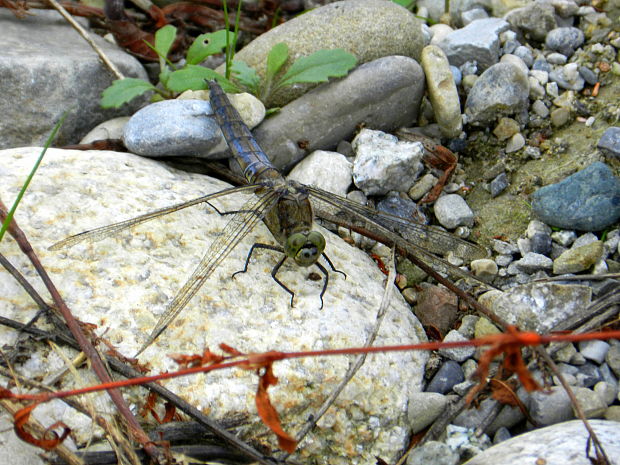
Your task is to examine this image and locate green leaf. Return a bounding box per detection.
[166,65,240,93]
[231,60,260,95]
[276,49,357,89]
[100,78,156,109]
[186,30,229,65]
[266,42,289,82]
[154,25,177,59]
[391,0,415,8]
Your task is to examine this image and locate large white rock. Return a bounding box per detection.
[0,147,427,463]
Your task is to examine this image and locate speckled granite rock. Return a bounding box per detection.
[0,147,428,464]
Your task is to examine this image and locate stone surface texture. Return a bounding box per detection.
[0,10,148,148]
[253,55,426,171]
[216,0,423,107]
[0,148,428,464]
[463,420,620,465]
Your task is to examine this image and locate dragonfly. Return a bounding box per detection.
[50,80,487,355]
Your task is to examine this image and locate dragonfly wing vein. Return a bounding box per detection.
[49,184,263,251]
[137,188,281,354]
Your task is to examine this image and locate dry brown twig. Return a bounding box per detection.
[45,0,124,80]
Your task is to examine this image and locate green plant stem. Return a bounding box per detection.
[0,111,68,242]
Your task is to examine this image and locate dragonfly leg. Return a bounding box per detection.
[321,252,347,280]
[271,256,296,307]
[314,261,329,310]
[207,201,263,219]
[232,243,284,279]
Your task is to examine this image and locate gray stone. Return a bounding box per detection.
[573,387,607,418]
[0,147,428,464]
[408,392,448,433]
[513,252,553,273]
[572,232,599,248]
[545,27,585,58]
[407,441,459,465]
[253,56,425,171]
[420,45,463,137]
[575,363,603,388]
[437,18,509,71]
[217,0,423,107]
[551,230,577,247]
[550,107,571,127]
[463,420,620,465]
[578,340,610,364]
[477,283,591,333]
[513,45,534,67]
[500,54,529,77]
[80,117,130,144]
[0,10,147,148]
[426,360,464,394]
[504,1,557,41]
[123,100,220,157]
[530,233,552,256]
[579,66,598,86]
[549,63,585,91]
[470,259,498,281]
[547,52,568,64]
[553,240,604,274]
[594,381,617,406]
[434,194,475,229]
[465,63,530,126]
[286,150,352,197]
[352,129,424,196]
[448,0,493,28]
[598,127,620,157]
[439,330,476,362]
[531,162,620,231]
[606,345,620,378]
[505,133,525,153]
[529,386,574,425]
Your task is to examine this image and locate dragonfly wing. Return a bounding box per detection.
[306,186,487,282]
[136,188,281,354]
[49,184,262,250]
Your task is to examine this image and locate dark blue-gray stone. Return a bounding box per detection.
[579,66,598,86]
[598,127,620,158]
[123,100,220,157]
[545,27,584,58]
[490,172,508,197]
[425,360,464,394]
[531,162,620,231]
[530,232,552,256]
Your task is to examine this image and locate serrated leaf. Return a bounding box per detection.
[231,60,260,95]
[186,30,229,65]
[277,49,357,89]
[100,79,156,109]
[266,43,289,82]
[154,25,177,59]
[167,65,240,93]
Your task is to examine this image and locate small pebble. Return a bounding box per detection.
[434,194,475,229]
[490,172,509,197]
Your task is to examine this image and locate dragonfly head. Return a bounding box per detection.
[286,231,326,267]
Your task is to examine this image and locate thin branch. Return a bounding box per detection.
[0,199,163,463]
[0,315,281,465]
[45,0,124,80]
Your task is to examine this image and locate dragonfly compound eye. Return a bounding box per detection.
[287,231,326,266]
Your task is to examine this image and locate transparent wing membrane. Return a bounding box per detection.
[49,184,262,251]
[136,188,281,354]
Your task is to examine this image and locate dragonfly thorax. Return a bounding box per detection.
[285,231,326,267]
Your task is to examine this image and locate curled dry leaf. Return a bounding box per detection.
[255,363,297,454]
[14,404,71,451]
